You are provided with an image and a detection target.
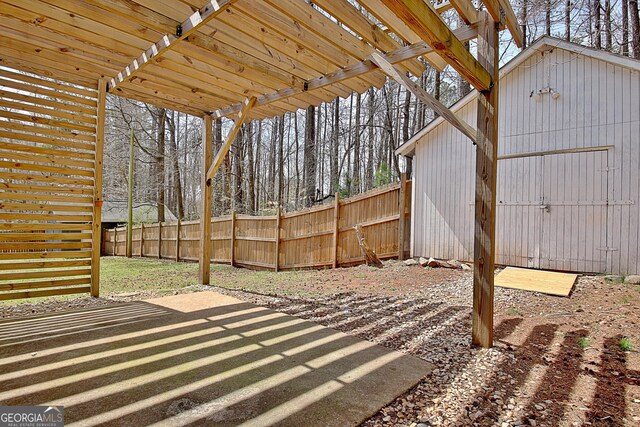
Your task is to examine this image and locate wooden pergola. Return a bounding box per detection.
[0,0,522,347]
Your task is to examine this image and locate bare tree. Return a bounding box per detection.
[623,0,630,55]
[631,0,640,58]
[565,0,572,40]
[303,105,316,207]
[595,0,602,49]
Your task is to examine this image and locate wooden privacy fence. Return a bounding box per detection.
[104,179,411,270]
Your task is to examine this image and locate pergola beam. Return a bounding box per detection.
[206,97,256,182]
[379,0,491,91]
[369,52,477,144]
[109,0,238,91]
[482,0,524,48]
[449,0,480,24]
[211,24,479,118]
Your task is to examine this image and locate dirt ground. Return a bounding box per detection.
[1,258,639,426]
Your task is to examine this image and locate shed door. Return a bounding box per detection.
[540,151,608,272]
[496,156,543,268]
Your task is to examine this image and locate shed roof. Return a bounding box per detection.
[101,201,177,223]
[396,36,640,157]
[0,0,475,121]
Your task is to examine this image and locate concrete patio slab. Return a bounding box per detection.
[0,292,432,426]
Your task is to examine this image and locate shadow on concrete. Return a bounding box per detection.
[0,292,431,426]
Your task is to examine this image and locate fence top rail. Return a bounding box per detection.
[235,214,277,221]
[339,182,402,206]
[281,204,334,218]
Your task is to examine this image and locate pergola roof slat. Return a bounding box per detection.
[311,0,425,77]
[1,0,521,119]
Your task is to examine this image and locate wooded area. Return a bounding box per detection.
[102,0,640,223]
[104,180,411,270]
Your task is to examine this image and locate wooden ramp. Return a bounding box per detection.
[495,267,578,296]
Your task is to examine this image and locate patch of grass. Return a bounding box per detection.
[506,307,521,316]
[619,337,634,352]
[578,337,591,349]
[101,257,198,294]
[603,275,624,284]
[621,295,632,304]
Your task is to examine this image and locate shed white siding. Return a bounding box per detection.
[411,41,640,274]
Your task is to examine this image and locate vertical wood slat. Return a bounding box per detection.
[230,211,236,267]
[332,192,340,268]
[157,222,162,259]
[472,11,499,349]
[274,208,281,271]
[398,173,407,261]
[199,115,213,285]
[175,219,181,262]
[91,79,107,297]
[140,223,144,257]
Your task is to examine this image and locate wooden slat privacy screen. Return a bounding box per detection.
[0,69,98,300]
[105,181,411,270]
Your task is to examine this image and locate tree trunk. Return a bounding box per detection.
[352,92,361,195]
[630,0,640,58]
[247,121,256,214]
[521,0,528,49]
[366,88,375,191]
[294,113,300,209]
[545,0,551,36]
[215,118,229,215]
[255,121,262,212]
[232,124,245,212]
[277,115,285,207]
[156,108,166,223]
[331,97,339,194]
[623,0,629,55]
[267,118,277,203]
[168,111,183,219]
[434,71,441,118]
[303,105,316,207]
[565,0,571,41]
[402,88,413,178]
[605,0,612,50]
[595,0,602,49]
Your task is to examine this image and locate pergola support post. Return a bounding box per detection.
[472,11,500,348]
[199,114,213,285]
[91,79,107,297]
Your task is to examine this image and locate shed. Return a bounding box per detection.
[397,36,640,275]
[101,201,177,228]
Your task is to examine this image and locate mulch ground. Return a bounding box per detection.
[1,260,638,426]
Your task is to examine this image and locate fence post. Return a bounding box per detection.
[274,207,281,271]
[332,192,340,268]
[157,222,162,259]
[398,173,407,261]
[175,219,181,262]
[230,211,236,267]
[140,223,144,257]
[114,227,118,256]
